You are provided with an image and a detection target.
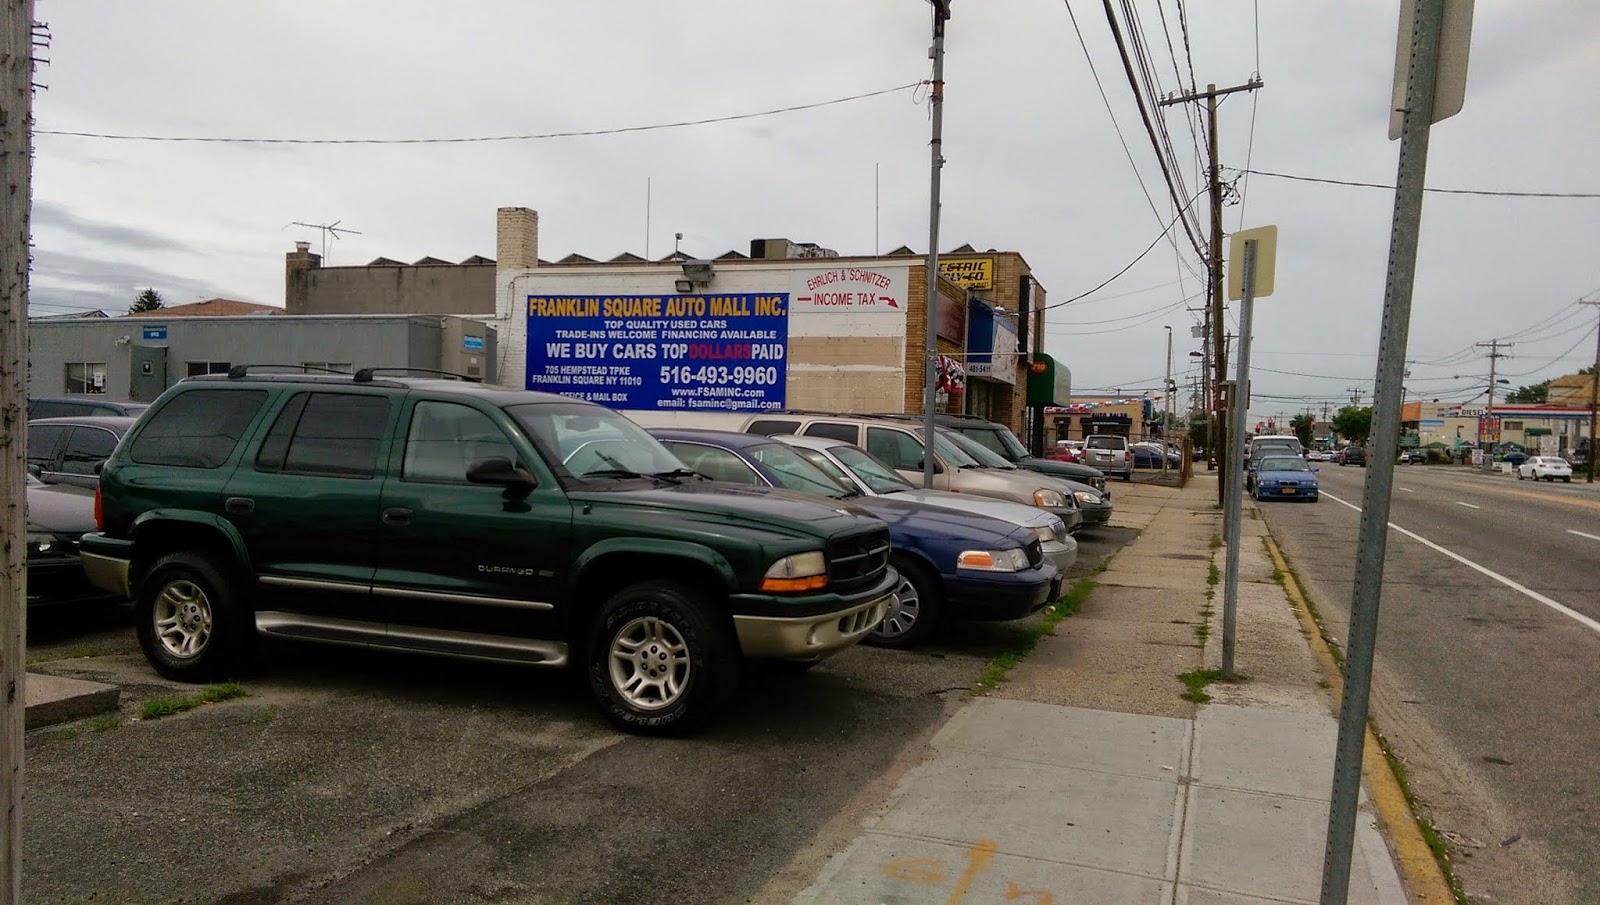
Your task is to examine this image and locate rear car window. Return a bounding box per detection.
[746,419,802,437]
[1086,437,1124,450]
[62,427,120,475]
[129,390,268,469]
[27,424,65,467]
[801,422,860,443]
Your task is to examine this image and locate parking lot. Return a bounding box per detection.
[25,529,1135,904]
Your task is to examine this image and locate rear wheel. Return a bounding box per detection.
[866,557,942,650]
[135,551,255,682]
[587,580,737,735]
[1518,470,1525,480]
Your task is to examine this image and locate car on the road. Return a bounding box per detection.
[78,370,902,735]
[24,473,124,607]
[1306,449,1326,462]
[1047,440,1085,463]
[1399,449,1428,464]
[774,434,1083,566]
[1252,455,1319,502]
[1336,446,1367,467]
[28,396,149,419]
[1517,456,1574,483]
[650,429,1061,649]
[1081,434,1134,482]
[27,415,138,489]
[866,412,1110,493]
[935,428,1114,529]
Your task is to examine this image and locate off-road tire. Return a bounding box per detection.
[135,551,255,683]
[587,580,737,735]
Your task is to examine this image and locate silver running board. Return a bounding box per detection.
[254,611,568,667]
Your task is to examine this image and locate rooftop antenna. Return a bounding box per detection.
[287,220,362,264]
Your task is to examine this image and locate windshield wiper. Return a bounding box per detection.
[579,468,658,481]
[652,468,705,484]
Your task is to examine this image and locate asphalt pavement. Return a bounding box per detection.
[1260,461,1600,904]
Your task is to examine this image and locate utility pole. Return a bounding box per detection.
[1160,77,1262,503]
[920,0,950,489]
[0,2,34,900]
[1583,300,1599,483]
[1163,325,1173,479]
[1476,339,1509,472]
[1346,387,1365,407]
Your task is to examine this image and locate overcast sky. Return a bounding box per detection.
[27,1,1600,418]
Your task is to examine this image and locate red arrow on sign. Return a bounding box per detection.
[882,296,899,308]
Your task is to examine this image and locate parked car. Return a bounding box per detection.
[79,371,902,735]
[1252,455,1320,502]
[775,434,1084,562]
[1305,450,1326,462]
[1081,434,1134,482]
[24,473,123,607]
[28,396,149,419]
[1047,440,1085,463]
[864,412,1110,494]
[1517,456,1573,483]
[1399,449,1428,464]
[650,429,1061,648]
[1131,443,1180,469]
[27,415,138,489]
[1336,446,1367,467]
[936,429,1114,529]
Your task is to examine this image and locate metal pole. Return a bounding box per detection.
[1220,239,1257,680]
[1586,301,1600,483]
[1163,326,1172,479]
[1321,1,1443,900]
[921,1,949,489]
[0,3,34,899]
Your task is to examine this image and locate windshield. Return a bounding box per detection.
[832,445,916,494]
[992,427,1030,460]
[1260,457,1310,472]
[941,429,1015,469]
[507,403,685,481]
[793,448,861,492]
[916,428,981,467]
[748,443,851,497]
[25,473,42,487]
[1086,436,1122,450]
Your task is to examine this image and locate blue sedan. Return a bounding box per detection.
[650,428,1062,649]
[1253,455,1320,502]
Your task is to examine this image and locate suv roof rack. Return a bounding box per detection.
[352,367,481,384]
[867,411,992,423]
[226,364,353,379]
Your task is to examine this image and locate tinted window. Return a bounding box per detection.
[867,427,924,470]
[129,390,267,469]
[802,422,859,443]
[833,445,916,494]
[257,393,390,479]
[961,428,1009,457]
[1086,436,1124,450]
[794,448,861,491]
[27,424,66,468]
[61,427,120,475]
[30,401,89,419]
[508,402,682,481]
[661,443,761,485]
[404,401,518,484]
[747,419,802,437]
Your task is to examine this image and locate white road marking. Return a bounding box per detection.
[1454,501,1480,509]
[1569,529,1600,543]
[1399,487,1414,493]
[1320,490,1600,637]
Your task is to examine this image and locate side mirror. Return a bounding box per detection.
[914,459,945,475]
[26,464,42,479]
[1311,467,1320,473]
[466,456,538,497]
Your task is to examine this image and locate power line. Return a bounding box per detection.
[1235,167,1600,199]
[1050,291,1198,328]
[1041,189,1204,313]
[37,82,924,145]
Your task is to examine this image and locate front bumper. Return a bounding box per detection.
[944,562,1060,622]
[1041,539,1078,574]
[1258,483,1318,500]
[731,568,899,661]
[1075,500,1113,526]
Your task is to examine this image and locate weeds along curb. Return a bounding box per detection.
[1262,537,1462,905]
[970,576,1097,697]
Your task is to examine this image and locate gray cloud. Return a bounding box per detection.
[32,200,190,254]
[30,249,238,315]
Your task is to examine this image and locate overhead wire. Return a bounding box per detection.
[1233,168,1600,199]
[1235,0,1262,231]
[1049,290,1200,328]
[1041,189,1205,313]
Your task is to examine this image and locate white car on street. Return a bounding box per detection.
[1517,456,1573,483]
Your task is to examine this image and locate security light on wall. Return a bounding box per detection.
[681,260,715,283]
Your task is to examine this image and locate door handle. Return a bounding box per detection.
[382,507,413,526]
[225,497,254,515]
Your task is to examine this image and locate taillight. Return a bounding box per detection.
[94,485,103,531]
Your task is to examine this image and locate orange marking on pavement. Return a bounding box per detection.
[945,840,998,905]
[883,858,945,884]
[1004,879,1054,903]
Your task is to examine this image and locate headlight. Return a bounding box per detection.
[1032,524,1056,544]
[25,532,57,557]
[1073,491,1102,505]
[1033,489,1065,508]
[761,551,829,592]
[957,548,1030,572]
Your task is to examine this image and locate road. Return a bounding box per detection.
[1258,461,1600,904]
[22,526,1136,904]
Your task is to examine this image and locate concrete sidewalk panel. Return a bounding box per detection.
[796,833,1169,905]
[1079,585,1206,624]
[872,749,1181,879]
[25,673,119,729]
[933,699,1188,781]
[1191,705,1336,801]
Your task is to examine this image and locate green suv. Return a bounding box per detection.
[78,371,897,734]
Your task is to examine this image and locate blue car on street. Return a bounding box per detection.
[649,428,1062,649]
[1252,454,1320,502]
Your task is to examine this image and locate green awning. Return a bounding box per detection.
[1027,352,1071,406]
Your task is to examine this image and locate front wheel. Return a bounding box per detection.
[1564,477,1572,483]
[587,580,737,735]
[135,551,255,683]
[866,558,942,649]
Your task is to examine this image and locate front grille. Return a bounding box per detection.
[1025,538,1043,569]
[828,528,891,591]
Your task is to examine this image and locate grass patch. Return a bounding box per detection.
[1207,562,1220,586]
[87,712,122,733]
[1269,567,1286,585]
[1178,667,1249,704]
[1209,534,1222,549]
[970,579,1096,696]
[139,682,247,721]
[40,727,79,743]
[1375,730,1470,904]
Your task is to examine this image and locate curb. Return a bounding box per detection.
[1264,537,1456,905]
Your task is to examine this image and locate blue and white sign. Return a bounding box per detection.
[525,294,789,411]
[141,324,168,341]
[463,335,485,351]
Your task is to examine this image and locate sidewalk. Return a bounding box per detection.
[797,477,1414,905]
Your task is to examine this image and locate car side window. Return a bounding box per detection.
[30,402,78,419]
[866,427,923,470]
[661,442,761,485]
[963,429,1007,456]
[402,401,518,484]
[129,390,268,469]
[61,427,119,475]
[255,392,391,479]
[803,422,859,443]
[746,419,801,437]
[27,424,66,468]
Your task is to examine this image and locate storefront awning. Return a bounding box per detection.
[1026,352,1070,406]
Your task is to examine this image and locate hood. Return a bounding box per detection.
[884,488,1056,531]
[570,481,876,540]
[1020,456,1104,481]
[25,482,96,535]
[846,495,1025,546]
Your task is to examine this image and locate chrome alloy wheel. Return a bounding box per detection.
[877,575,921,638]
[153,579,213,659]
[608,616,691,711]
